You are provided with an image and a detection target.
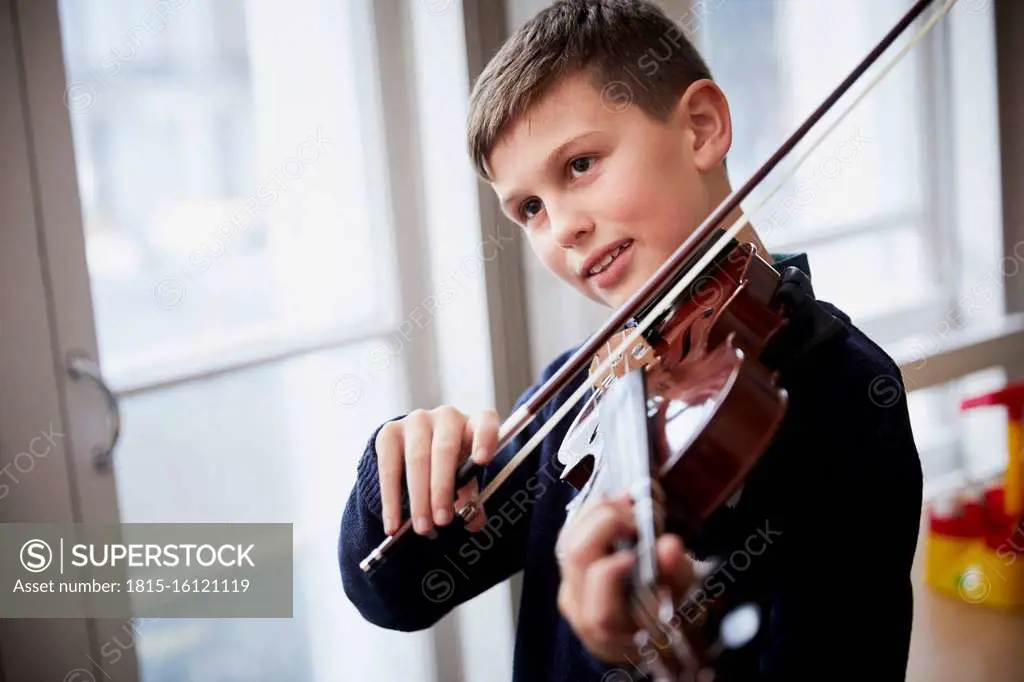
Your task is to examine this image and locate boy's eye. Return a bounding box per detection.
[520,198,543,221]
[569,156,596,176]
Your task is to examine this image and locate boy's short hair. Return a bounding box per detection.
[467,0,713,181]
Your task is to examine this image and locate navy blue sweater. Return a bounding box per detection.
[338,254,923,681]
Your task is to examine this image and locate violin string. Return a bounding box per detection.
[472,0,957,510]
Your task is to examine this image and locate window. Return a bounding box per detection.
[62,0,394,385]
[699,0,935,329]
[56,1,432,680]
[695,0,1007,482]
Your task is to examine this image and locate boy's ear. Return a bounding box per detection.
[675,79,732,173]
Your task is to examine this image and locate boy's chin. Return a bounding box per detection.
[572,283,612,308]
[591,287,632,310]
[571,267,648,308]
[593,274,646,309]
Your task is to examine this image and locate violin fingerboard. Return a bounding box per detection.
[598,368,661,589]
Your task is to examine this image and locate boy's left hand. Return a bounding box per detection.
[555,492,696,663]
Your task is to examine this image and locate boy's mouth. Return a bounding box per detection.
[581,238,633,288]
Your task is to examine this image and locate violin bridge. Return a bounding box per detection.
[588,330,657,392]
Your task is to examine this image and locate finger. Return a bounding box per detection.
[578,549,639,659]
[430,407,465,526]
[455,479,488,532]
[558,500,636,582]
[656,534,695,604]
[403,410,434,535]
[375,423,404,535]
[452,409,499,533]
[467,408,500,465]
[559,493,633,546]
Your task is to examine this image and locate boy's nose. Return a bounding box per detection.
[551,211,594,250]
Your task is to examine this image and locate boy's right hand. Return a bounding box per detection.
[374,406,500,536]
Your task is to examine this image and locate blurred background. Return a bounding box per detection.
[2,0,1022,681]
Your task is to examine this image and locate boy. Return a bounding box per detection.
[339,1,923,680]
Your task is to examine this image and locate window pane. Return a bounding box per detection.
[55,3,419,680]
[701,0,928,240]
[953,367,1010,481]
[906,367,1010,483]
[58,0,390,381]
[762,222,932,323]
[111,341,425,682]
[696,0,1004,491]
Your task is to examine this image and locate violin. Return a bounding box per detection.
[555,238,789,680]
[360,0,957,678]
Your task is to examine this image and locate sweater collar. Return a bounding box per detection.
[769,251,811,277]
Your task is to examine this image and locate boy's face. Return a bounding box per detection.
[489,72,729,310]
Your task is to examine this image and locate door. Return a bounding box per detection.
[3,0,440,680]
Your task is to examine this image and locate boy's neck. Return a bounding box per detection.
[707,207,774,265]
[710,181,773,264]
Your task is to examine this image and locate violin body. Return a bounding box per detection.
[558,241,789,539]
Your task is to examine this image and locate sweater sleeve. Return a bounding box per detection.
[337,348,579,632]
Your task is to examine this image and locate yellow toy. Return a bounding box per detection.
[924,381,1024,609]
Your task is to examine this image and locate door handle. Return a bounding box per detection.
[67,351,121,473]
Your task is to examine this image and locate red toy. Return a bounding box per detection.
[924,380,1024,609]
